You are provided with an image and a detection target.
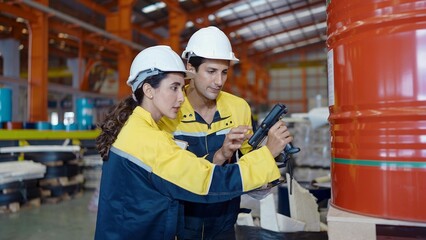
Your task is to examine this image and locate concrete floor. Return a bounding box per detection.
[0,190,330,240]
[0,190,97,240]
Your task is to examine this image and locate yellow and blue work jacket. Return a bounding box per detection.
[95,106,280,240]
[158,90,258,238]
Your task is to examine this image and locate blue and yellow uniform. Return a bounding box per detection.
[159,90,256,239]
[95,106,280,240]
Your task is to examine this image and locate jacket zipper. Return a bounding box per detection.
[202,222,205,240]
[204,135,209,158]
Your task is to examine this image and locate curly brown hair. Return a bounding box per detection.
[96,96,137,160]
[95,72,167,160]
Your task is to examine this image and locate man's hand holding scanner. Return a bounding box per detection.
[265,121,293,158]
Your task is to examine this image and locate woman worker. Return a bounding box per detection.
[94,45,292,240]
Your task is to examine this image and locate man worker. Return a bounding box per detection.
[159,26,291,240]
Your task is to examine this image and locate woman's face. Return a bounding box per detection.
[150,73,185,121]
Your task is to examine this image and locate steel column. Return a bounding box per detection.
[28,0,49,122]
[106,0,135,99]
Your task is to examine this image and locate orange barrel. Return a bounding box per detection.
[327,1,426,222]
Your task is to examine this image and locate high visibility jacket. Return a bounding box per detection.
[95,106,280,240]
[158,90,258,239]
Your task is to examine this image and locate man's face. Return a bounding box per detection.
[191,59,230,101]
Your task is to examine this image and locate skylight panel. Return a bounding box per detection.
[142,2,166,14]
[217,0,267,18]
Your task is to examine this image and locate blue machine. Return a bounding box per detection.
[76,97,94,130]
[0,88,12,123]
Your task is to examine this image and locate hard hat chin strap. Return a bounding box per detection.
[130,68,160,93]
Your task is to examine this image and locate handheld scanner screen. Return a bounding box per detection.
[248,104,288,148]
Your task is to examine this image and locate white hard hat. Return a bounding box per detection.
[182,26,239,62]
[127,45,193,92]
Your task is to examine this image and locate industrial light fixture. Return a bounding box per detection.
[208,14,215,21]
[185,21,194,28]
[142,2,166,14]
[58,33,69,39]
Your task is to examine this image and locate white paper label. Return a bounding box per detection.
[327,49,335,106]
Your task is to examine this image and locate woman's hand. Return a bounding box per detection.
[213,125,252,165]
[265,121,293,158]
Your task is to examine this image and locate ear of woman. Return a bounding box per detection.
[143,84,153,99]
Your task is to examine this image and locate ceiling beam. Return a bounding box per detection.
[264,41,326,64]
[75,0,111,15]
[188,0,239,27]
[132,24,163,42]
[235,20,326,48]
[138,0,240,35]
[49,21,119,54]
[0,2,37,22]
[21,0,144,50]
[222,0,324,35]
[252,35,325,58]
[162,0,185,14]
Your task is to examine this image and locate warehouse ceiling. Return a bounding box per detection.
[130,0,328,58]
[0,0,327,67]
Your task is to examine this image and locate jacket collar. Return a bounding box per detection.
[133,106,160,130]
[179,85,232,122]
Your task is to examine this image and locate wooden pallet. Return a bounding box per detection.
[0,198,41,214]
[39,174,84,204]
[327,205,426,239]
[39,174,84,187]
[42,191,83,204]
[43,159,81,167]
